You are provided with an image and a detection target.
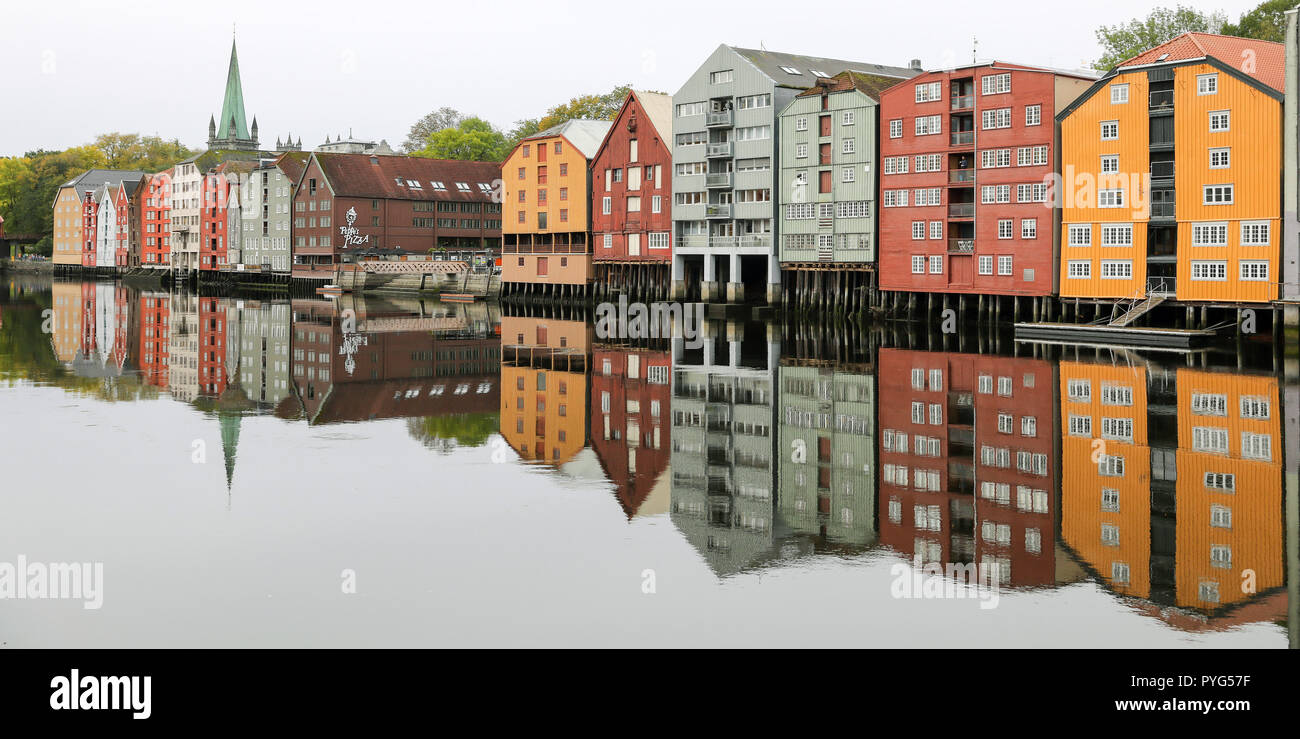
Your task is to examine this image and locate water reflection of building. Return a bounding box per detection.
[777,359,876,547]
[1059,357,1285,628]
[138,291,171,388]
[287,297,500,424]
[168,294,200,402]
[499,316,591,466]
[590,344,672,517]
[878,348,1060,588]
[669,322,782,575]
[229,299,290,408]
[57,282,133,379]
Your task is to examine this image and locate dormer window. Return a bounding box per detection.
[456,182,470,191]
[431,181,446,190]
[407,179,422,188]
[779,66,801,75]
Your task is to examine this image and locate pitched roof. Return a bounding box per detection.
[1117,32,1284,91]
[216,39,251,140]
[634,91,674,144]
[273,151,309,183]
[525,119,613,159]
[311,152,502,202]
[61,169,147,199]
[732,46,918,88]
[795,69,902,101]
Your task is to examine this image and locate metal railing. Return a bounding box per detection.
[950,131,974,146]
[948,238,974,253]
[949,169,975,183]
[706,110,733,127]
[948,203,974,218]
[706,142,732,158]
[705,203,731,219]
[706,172,732,188]
[951,95,974,110]
[1149,90,1174,109]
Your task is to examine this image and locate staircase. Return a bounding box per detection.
[1109,293,1167,327]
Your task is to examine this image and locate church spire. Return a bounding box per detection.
[210,36,257,150]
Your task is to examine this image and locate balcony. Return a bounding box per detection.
[706,110,733,127]
[1149,90,1174,110]
[1150,161,1174,180]
[706,172,732,188]
[706,142,732,158]
[951,95,973,110]
[738,234,772,249]
[705,203,732,219]
[948,203,974,218]
[709,235,736,248]
[949,169,975,184]
[1150,202,1176,219]
[948,238,974,253]
[950,131,974,147]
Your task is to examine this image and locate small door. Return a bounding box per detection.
[819,115,832,137]
[537,256,549,276]
[818,437,831,462]
[819,143,832,165]
[819,171,832,193]
[627,233,641,256]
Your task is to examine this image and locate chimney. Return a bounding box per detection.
[910,59,923,71]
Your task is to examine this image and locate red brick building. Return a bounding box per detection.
[590,91,674,293]
[877,348,1058,588]
[878,63,1094,298]
[289,152,502,273]
[141,171,172,267]
[200,170,231,271]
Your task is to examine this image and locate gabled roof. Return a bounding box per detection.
[524,119,613,159]
[59,169,147,200]
[307,152,502,202]
[795,69,901,101]
[274,151,309,183]
[591,91,674,165]
[1117,32,1283,91]
[731,46,918,88]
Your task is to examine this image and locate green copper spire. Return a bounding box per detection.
[217,38,250,142]
[219,410,242,492]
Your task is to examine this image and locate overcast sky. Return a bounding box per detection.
[0,0,1267,157]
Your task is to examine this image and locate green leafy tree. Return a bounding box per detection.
[413,117,511,161]
[402,107,465,153]
[1093,5,1228,71]
[505,84,655,149]
[94,133,194,171]
[1222,0,1293,42]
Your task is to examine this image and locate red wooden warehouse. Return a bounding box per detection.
[877,63,1094,304]
[590,91,674,296]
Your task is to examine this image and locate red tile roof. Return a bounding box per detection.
[312,153,502,202]
[274,151,309,183]
[1118,32,1283,92]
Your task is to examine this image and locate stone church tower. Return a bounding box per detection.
[207,38,260,151]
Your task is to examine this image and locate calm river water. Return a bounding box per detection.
[1,274,1295,647]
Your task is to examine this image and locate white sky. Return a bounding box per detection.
[0,0,1267,157]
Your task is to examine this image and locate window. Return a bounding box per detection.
[1209,110,1230,132]
[912,221,926,240]
[916,82,942,102]
[1110,84,1129,104]
[1101,417,1133,441]
[1100,155,1118,174]
[737,93,770,109]
[889,119,902,138]
[1240,395,1270,419]
[709,69,733,84]
[1210,505,1232,529]
[1100,224,1132,246]
[1240,261,1269,281]
[1017,146,1048,166]
[1241,221,1270,245]
[1205,472,1236,492]
[795,143,808,159]
[930,221,942,240]
[1192,222,1228,247]
[795,116,808,132]
[1102,488,1120,512]
[981,73,1011,95]
[1099,455,1125,477]
[981,108,1011,130]
[1017,183,1046,202]
[914,154,942,172]
[842,138,855,154]
[915,115,941,135]
[978,255,993,275]
[1068,414,1093,436]
[1101,121,1118,140]
[1242,432,1272,461]
[1190,260,1227,280]
[842,110,855,126]
[602,197,611,215]
[1211,546,1232,570]
[883,156,909,174]
[929,255,943,274]
[982,149,1011,168]
[1100,384,1132,406]
[911,255,926,274]
[882,190,908,207]
[997,219,1013,239]
[1025,104,1041,126]
[1197,73,1218,95]
[1192,426,1229,454]
[1112,562,1131,585]
[981,185,1010,204]
[1067,379,1091,402]
[1209,147,1230,169]
[1192,393,1227,416]
[1101,524,1120,547]
[676,101,705,117]
[1068,224,1091,246]
[1203,184,1233,205]
[998,255,1013,275]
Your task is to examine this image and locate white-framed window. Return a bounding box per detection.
[1100,154,1119,174]
[709,69,733,84]
[1101,523,1120,546]
[1240,221,1270,245]
[1210,504,1232,529]
[841,167,855,183]
[882,190,908,207]
[929,255,943,274]
[978,255,993,275]
[915,115,941,135]
[1193,426,1230,454]
[998,255,1013,275]
[1204,472,1235,492]
[998,219,1013,239]
[981,73,1011,95]
[1068,414,1092,436]
[911,368,925,389]
[1021,416,1036,437]
[1191,260,1227,280]
[1191,392,1227,416]
[982,149,1011,168]
[1197,73,1218,95]
[911,255,926,274]
[978,375,993,394]
[1101,384,1132,406]
[1211,546,1232,570]
[603,233,613,249]
[1110,84,1129,104]
[1240,395,1270,419]
[842,110,855,126]
[1102,488,1120,513]
[883,156,909,174]
[1242,432,1272,461]
[1112,561,1130,584]
[1100,224,1133,246]
[1101,121,1118,140]
[1099,454,1125,477]
[602,196,611,215]
[1017,146,1048,166]
[1209,110,1230,132]
[1209,147,1230,169]
[1025,104,1041,126]
[889,119,902,138]
[981,108,1012,130]
[1192,222,1228,247]
[914,153,943,172]
[1099,189,1124,208]
[1101,417,1133,441]
[981,185,1010,204]
[911,221,926,240]
[998,376,1013,396]
[1021,219,1037,239]
[1016,183,1046,203]
[1100,260,1132,279]
[930,221,942,240]
[1198,580,1221,602]
[1068,224,1092,246]
[915,81,942,103]
[1067,379,1091,402]
[929,369,943,391]
[676,101,706,117]
[795,143,808,159]
[1067,260,1091,278]
[842,138,855,154]
[1203,184,1233,205]
[1240,260,1269,281]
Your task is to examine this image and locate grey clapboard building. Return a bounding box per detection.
[235,160,296,272]
[778,72,904,308]
[670,45,916,303]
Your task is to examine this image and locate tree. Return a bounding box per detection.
[93,133,194,171]
[503,84,644,150]
[1093,5,1228,70]
[1222,0,1293,42]
[401,107,465,153]
[412,117,511,162]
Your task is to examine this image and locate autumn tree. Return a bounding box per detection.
[401,107,465,153]
[1093,5,1228,70]
[412,118,511,162]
